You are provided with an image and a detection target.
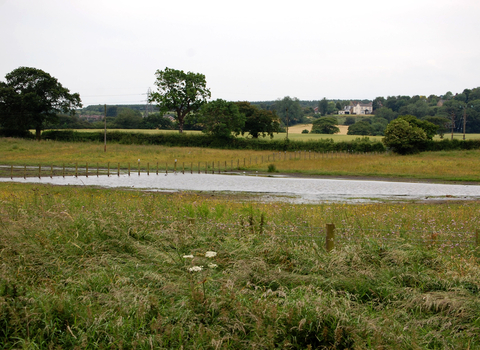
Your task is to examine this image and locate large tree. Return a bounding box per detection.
[0,67,82,140]
[149,67,211,133]
[198,99,245,139]
[274,96,303,127]
[236,101,279,138]
[318,97,328,116]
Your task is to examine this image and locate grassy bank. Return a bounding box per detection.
[1,183,479,348]
[1,138,480,182]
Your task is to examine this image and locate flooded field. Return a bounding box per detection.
[1,172,480,203]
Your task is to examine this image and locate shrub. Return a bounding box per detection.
[347,121,372,136]
[267,164,277,172]
[344,116,355,125]
[383,119,428,154]
[311,117,339,134]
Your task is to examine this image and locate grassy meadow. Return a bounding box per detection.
[1,137,480,182]
[1,183,480,348]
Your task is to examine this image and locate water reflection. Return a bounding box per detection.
[2,172,480,203]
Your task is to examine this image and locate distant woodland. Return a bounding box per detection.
[45,87,480,137]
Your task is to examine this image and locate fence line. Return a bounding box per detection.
[3,150,388,179]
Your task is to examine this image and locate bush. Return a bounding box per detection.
[383,119,428,154]
[344,116,355,125]
[347,121,372,136]
[311,117,339,134]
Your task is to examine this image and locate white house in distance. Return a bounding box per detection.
[338,102,373,115]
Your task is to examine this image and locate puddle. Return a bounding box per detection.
[2,172,480,204]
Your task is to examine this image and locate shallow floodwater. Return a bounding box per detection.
[1,172,480,203]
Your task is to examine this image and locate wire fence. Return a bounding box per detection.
[2,150,388,179]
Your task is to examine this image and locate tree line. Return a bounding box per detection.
[1,66,479,154]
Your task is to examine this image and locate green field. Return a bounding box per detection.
[1,183,480,348]
[2,138,480,182]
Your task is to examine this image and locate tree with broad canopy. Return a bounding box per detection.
[0,67,82,140]
[311,116,339,134]
[148,67,211,133]
[236,101,280,139]
[198,99,245,139]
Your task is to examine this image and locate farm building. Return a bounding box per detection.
[338,102,373,115]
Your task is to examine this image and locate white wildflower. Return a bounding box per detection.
[188,266,203,272]
[182,255,194,259]
[205,251,217,258]
[208,263,218,269]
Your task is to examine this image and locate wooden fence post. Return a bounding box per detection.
[86,163,88,178]
[325,223,335,252]
[75,163,77,178]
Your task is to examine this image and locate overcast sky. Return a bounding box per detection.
[1,0,479,106]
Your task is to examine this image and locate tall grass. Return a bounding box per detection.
[1,183,480,348]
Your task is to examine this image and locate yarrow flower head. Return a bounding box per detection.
[208,263,218,269]
[182,255,194,259]
[205,251,217,258]
[188,266,203,272]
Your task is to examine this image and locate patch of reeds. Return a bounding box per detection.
[1,183,480,348]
